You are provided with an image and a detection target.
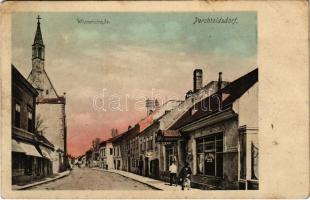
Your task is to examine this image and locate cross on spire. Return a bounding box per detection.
[34,15,44,45]
[37,15,41,23]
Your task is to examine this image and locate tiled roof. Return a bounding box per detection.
[138,111,156,132]
[170,68,258,130]
[99,140,106,147]
[110,133,126,143]
[85,148,93,154]
[12,65,39,96]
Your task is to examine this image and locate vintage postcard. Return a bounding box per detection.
[0,1,309,199]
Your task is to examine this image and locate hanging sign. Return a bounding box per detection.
[205,153,215,162]
[145,151,153,158]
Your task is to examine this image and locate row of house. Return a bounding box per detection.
[11,16,68,186]
[84,68,259,190]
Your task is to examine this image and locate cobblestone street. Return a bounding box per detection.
[29,168,155,190]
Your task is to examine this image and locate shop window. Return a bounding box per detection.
[12,153,24,170]
[195,133,223,178]
[14,103,21,128]
[24,156,33,175]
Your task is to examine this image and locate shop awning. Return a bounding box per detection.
[156,130,182,142]
[18,141,42,157]
[39,145,53,160]
[12,139,26,153]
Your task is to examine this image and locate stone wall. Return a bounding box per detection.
[37,103,65,172]
[37,103,64,150]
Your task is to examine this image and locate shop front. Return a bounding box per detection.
[156,130,182,182]
[12,139,53,186]
[195,133,223,178]
[181,109,240,190]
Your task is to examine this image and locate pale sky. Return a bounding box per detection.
[12,12,257,156]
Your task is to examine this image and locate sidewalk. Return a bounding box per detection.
[12,170,71,190]
[93,168,201,191]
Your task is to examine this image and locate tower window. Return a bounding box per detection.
[46,90,49,95]
[38,47,42,58]
[32,48,35,58]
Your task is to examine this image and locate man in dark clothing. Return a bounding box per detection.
[179,162,192,190]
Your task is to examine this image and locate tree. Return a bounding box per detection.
[35,113,47,135]
[92,138,101,161]
[92,138,101,152]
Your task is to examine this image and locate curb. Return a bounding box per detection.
[92,168,213,191]
[92,168,162,191]
[13,170,71,190]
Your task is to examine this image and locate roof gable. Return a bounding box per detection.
[28,69,60,99]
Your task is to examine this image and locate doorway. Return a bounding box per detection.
[128,157,131,172]
[144,157,149,177]
[150,159,159,179]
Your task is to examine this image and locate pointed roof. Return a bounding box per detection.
[33,15,44,45]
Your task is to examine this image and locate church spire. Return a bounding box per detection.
[33,15,44,45]
[32,15,45,62]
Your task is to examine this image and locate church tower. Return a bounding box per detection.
[27,15,68,173]
[28,15,58,99]
[29,16,45,94]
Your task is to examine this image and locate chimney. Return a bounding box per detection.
[193,69,203,93]
[146,99,155,115]
[155,99,160,110]
[217,72,222,92]
[217,72,223,110]
[111,128,119,138]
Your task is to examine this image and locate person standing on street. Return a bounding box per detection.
[179,162,192,190]
[169,161,178,186]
